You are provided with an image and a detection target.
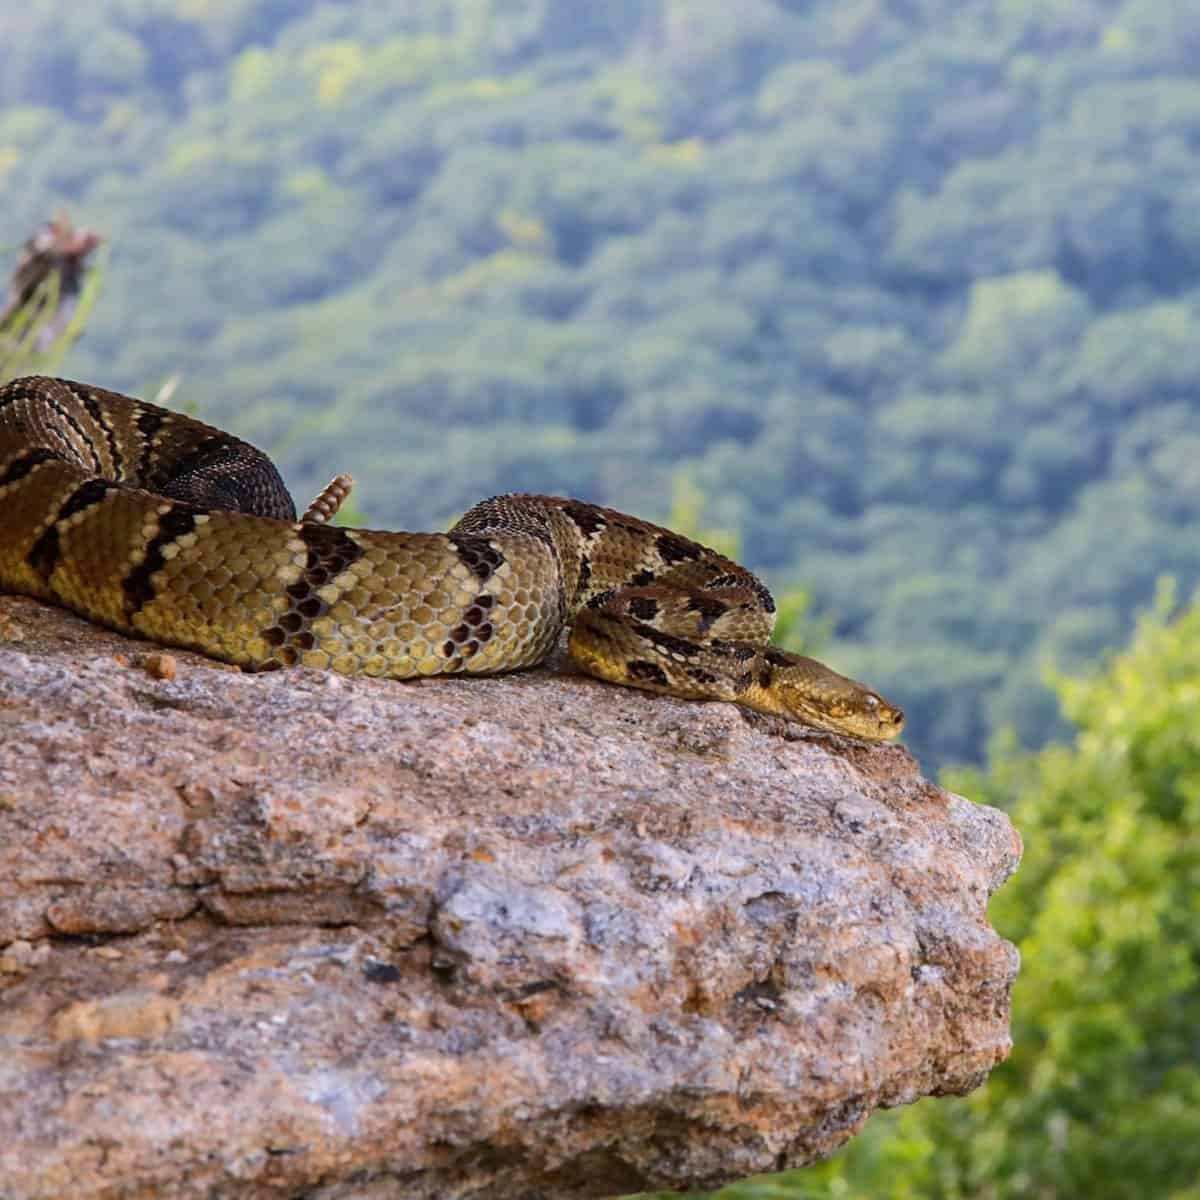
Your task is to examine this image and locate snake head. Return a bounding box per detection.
[751,650,905,742]
[837,686,906,742]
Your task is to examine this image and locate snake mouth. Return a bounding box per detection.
[805,697,905,742]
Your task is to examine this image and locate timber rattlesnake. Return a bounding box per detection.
[0,376,903,740]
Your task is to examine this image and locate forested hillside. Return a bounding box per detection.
[758,583,1200,1200]
[3,0,1200,769]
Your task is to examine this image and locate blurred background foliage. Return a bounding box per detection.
[6,0,1200,771]
[7,0,1200,768]
[0,269,94,380]
[648,581,1200,1198]
[3,4,1200,1192]
[0,230,104,379]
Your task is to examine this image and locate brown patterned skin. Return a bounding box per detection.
[0,376,904,741]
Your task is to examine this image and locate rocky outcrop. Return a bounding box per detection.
[0,594,1021,1199]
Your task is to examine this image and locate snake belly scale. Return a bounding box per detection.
[0,376,904,741]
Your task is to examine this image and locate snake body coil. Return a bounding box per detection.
[0,376,903,740]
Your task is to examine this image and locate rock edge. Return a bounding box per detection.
[0,596,1021,1199]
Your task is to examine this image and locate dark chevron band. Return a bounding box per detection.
[134,406,166,484]
[628,594,660,621]
[562,499,607,538]
[259,523,366,666]
[448,533,505,582]
[122,504,198,616]
[633,621,703,659]
[42,388,103,475]
[627,659,669,686]
[144,432,235,489]
[298,522,364,579]
[27,478,115,582]
[655,531,702,565]
[75,385,124,481]
[0,447,59,488]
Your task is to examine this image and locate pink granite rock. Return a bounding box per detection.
[0,594,1020,1198]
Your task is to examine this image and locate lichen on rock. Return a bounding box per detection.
[0,595,1021,1199]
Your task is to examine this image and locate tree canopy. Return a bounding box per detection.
[631,582,1200,1198]
[3,0,1200,770]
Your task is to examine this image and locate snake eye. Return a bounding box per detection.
[864,693,880,711]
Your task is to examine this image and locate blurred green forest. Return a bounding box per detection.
[650,582,1200,1199]
[4,6,1200,1198]
[4,0,1200,773]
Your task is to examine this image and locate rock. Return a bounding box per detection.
[0,594,1021,1199]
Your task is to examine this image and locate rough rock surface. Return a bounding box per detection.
[0,594,1021,1199]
